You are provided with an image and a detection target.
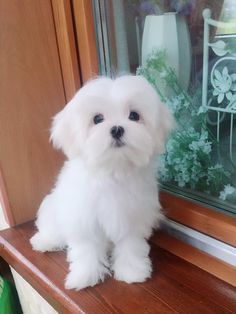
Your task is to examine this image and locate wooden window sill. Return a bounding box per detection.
[160,191,236,247]
[0,221,235,313]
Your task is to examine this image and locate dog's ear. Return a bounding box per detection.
[155,100,175,154]
[50,95,78,158]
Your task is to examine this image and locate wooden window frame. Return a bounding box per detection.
[50,0,99,101]
[71,0,99,83]
[160,191,236,247]
[51,0,81,102]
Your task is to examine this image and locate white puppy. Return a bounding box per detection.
[30,75,173,290]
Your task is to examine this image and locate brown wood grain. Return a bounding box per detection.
[51,0,81,101]
[0,221,236,313]
[0,0,65,226]
[0,168,14,226]
[160,191,236,247]
[72,0,99,82]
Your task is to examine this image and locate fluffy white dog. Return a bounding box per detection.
[30,75,173,290]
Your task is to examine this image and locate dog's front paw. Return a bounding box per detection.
[65,261,110,290]
[112,237,152,283]
[113,255,152,283]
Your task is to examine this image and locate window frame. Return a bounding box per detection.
[160,190,236,247]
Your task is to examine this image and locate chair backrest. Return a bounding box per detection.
[0,1,67,226]
[202,8,236,161]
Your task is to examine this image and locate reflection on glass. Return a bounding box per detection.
[93,0,236,215]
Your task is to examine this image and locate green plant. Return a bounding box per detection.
[137,49,235,198]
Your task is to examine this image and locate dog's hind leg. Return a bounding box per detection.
[30,230,65,252]
[30,195,66,252]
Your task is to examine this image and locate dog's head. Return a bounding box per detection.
[51,75,174,170]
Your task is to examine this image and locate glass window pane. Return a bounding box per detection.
[93,0,236,216]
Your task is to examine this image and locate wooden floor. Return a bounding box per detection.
[0,222,236,313]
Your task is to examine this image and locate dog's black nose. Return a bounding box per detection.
[110,126,125,139]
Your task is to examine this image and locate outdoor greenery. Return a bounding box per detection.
[137,49,236,200]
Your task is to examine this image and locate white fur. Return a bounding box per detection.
[30,75,174,290]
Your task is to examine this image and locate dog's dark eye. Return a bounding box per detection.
[129,111,140,121]
[93,114,104,124]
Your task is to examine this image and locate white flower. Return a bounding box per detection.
[213,67,236,103]
[159,70,168,78]
[188,131,212,154]
[219,184,236,200]
[198,105,208,115]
